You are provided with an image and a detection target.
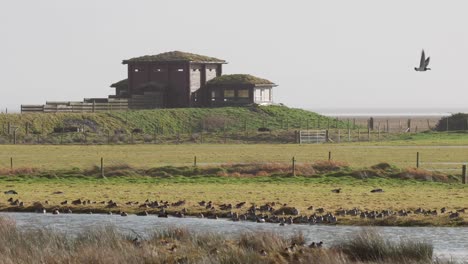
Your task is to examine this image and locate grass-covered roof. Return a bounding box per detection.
[110,79,128,89]
[207,74,275,86]
[123,51,226,64]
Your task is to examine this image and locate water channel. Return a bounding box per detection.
[2,212,467,262]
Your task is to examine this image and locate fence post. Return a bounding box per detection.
[194,156,197,167]
[416,152,420,168]
[328,151,331,161]
[292,156,296,176]
[10,157,13,170]
[348,128,351,142]
[462,165,467,184]
[100,157,105,178]
[386,119,389,133]
[378,124,381,141]
[325,130,329,142]
[337,129,341,143]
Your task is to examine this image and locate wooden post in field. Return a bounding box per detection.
[100,157,105,178]
[386,120,389,133]
[327,119,330,130]
[427,119,431,130]
[399,120,402,132]
[107,130,110,144]
[60,127,64,144]
[462,165,467,184]
[10,157,13,170]
[335,118,338,129]
[328,151,332,161]
[337,129,341,143]
[367,126,370,141]
[416,152,420,168]
[194,156,197,167]
[353,118,356,129]
[13,129,17,145]
[292,156,296,176]
[348,128,351,142]
[25,122,29,135]
[378,124,381,141]
[357,128,360,141]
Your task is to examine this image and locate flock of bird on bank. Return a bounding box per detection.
[3,187,465,223]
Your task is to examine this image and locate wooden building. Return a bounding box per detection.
[21,51,278,113]
[114,51,227,108]
[206,74,276,106]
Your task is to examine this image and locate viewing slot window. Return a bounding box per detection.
[238,89,249,98]
[224,89,235,98]
[211,90,222,101]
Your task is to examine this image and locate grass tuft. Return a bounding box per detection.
[335,229,433,262]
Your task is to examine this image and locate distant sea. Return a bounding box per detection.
[310,108,468,117]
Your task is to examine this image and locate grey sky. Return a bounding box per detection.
[1,0,467,113]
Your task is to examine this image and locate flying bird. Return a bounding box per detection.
[414,50,431,71]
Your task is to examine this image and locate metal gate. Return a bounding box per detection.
[299,130,327,144]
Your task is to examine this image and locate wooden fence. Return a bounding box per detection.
[21,99,129,113]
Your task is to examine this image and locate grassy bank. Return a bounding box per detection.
[0,217,446,264]
[0,163,466,227]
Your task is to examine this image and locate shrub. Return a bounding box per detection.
[335,229,433,262]
[434,113,468,131]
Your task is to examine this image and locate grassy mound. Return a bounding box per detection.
[1,105,347,137]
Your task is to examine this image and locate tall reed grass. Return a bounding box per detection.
[0,217,455,264]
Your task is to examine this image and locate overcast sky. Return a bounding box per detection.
[1,1,467,113]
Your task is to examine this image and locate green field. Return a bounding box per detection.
[1,142,467,171]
